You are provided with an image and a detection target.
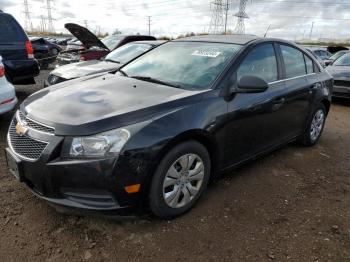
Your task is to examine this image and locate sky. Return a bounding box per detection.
[1,0,350,40]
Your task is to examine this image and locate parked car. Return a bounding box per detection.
[56,37,73,46]
[305,48,326,67]
[0,10,39,84]
[30,37,62,69]
[6,35,332,218]
[57,23,156,66]
[326,52,350,98]
[324,50,349,66]
[0,56,17,115]
[45,40,166,86]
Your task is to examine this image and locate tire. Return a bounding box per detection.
[300,103,326,147]
[149,141,211,219]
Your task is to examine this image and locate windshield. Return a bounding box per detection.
[329,51,347,61]
[332,53,350,66]
[101,35,123,50]
[105,43,152,64]
[121,41,241,90]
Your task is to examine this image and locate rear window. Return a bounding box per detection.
[0,14,27,42]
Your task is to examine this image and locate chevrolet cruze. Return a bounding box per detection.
[6,35,333,218]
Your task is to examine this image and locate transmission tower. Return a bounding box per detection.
[234,0,249,34]
[208,0,225,34]
[46,0,54,33]
[23,0,33,32]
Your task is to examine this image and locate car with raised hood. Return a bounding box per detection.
[326,52,350,98]
[45,40,166,87]
[6,35,333,219]
[57,23,156,66]
[0,10,39,84]
[0,56,17,115]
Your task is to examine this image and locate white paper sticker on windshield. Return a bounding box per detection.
[191,50,222,58]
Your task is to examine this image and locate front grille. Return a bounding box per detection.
[47,74,67,85]
[8,119,48,161]
[334,80,350,87]
[18,111,54,134]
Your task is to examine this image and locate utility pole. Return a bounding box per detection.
[46,0,54,33]
[234,0,249,34]
[23,0,33,32]
[224,0,229,34]
[147,16,152,36]
[309,21,314,40]
[208,0,225,34]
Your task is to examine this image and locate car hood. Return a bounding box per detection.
[65,23,109,50]
[326,65,350,79]
[22,74,206,136]
[52,60,121,79]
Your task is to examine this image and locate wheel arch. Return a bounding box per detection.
[320,98,330,115]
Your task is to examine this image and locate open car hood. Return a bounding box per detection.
[65,23,109,51]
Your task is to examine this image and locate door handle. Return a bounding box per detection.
[310,82,322,90]
[273,97,285,105]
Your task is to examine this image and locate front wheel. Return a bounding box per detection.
[149,141,211,219]
[301,104,326,146]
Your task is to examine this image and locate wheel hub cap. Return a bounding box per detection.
[162,153,205,209]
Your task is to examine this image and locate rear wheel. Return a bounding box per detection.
[149,141,210,219]
[301,104,326,146]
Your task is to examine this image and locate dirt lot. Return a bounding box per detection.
[0,68,349,262]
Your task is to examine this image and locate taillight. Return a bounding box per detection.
[0,65,4,78]
[25,40,34,59]
[79,56,86,62]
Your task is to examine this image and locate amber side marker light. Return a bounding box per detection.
[125,184,141,194]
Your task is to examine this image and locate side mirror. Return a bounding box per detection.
[324,60,332,66]
[237,75,269,93]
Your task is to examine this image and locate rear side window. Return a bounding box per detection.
[304,55,314,74]
[0,15,26,42]
[280,45,306,78]
[237,44,278,83]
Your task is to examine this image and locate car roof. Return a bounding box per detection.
[130,40,167,46]
[174,34,260,45]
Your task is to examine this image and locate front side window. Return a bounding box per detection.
[281,45,306,78]
[121,41,242,90]
[237,44,278,83]
[105,43,152,64]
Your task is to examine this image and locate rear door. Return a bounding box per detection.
[270,44,313,141]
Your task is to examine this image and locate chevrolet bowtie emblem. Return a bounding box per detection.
[15,122,28,136]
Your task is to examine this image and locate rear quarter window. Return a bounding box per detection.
[0,14,27,42]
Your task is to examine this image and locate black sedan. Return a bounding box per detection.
[6,35,332,218]
[30,37,62,69]
[326,53,350,98]
[45,40,166,86]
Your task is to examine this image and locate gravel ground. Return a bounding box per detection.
[0,67,349,261]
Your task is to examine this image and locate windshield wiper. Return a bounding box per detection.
[104,58,120,64]
[118,69,129,77]
[130,75,182,88]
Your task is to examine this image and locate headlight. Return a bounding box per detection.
[70,128,130,158]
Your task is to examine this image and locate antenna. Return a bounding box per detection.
[234,0,249,34]
[208,0,225,34]
[23,0,33,32]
